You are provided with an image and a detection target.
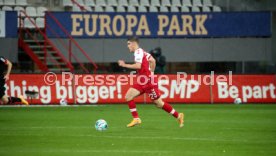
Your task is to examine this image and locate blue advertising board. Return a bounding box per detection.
[0,11,17,38]
[45,12,271,38]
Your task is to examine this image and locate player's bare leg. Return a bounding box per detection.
[1,95,29,105]
[19,96,29,105]
[154,98,184,127]
[1,96,8,104]
[125,88,142,127]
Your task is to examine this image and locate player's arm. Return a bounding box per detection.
[148,56,156,72]
[118,60,141,69]
[5,59,12,81]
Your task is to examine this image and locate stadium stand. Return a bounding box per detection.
[191,6,200,12]
[193,0,203,6]
[84,0,95,6]
[23,17,35,28]
[172,0,181,7]
[63,0,73,7]
[4,0,15,6]
[117,5,126,12]
[171,6,180,12]
[84,5,92,11]
[72,4,81,11]
[161,0,171,7]
[95,0,106,6]
[74,0,84,6]
[138,6,147,12]
[202,6,211,12]
[0,0,226,29]
[182,0,192,7]
[94,5,104,12]
[149,6,158,12]
[16,0,27,6]
[129,0,139,6]
[140,0,150,6]
[14,6,23,27]
[2,5,12,10]
[37,7,47,17]
[160,6,169,12]
[151,0,161,6]
[25,6,36,17]
[203,0,213,6]
[24,0,220,13]
[105,6,115,12]
[118,0,128,6]
[213,5,222,12]
[14,6,24,14]
[181,6,190,12]
[35,17,45,28]
[127,5,137,12]
[107,0,117,6]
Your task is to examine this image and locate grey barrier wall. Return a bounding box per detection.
[273,12,276,63]
[0,38,272,63]
[50,38,272,63]
[0,38,18,62]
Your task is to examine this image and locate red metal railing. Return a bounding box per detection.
[45,22,89,73]
[19,10,74,72]
[18,39,49,72]
[46,11,98,73]
[71,0,88,11]
[18,13,48,72]
[19,21,61,70]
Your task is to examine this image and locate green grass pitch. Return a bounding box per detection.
[0,104,276,156]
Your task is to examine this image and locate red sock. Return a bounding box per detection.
[128,100,139,119]
[162,102,179,118]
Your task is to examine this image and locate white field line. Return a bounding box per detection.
[0,105,100,108]
[0,149,170,154]
[0,126,91,129]
[0,133,275,144]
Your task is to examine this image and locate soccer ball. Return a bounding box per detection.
[234,98,242,104]
[95,119,108,131]
[59,98,67,106]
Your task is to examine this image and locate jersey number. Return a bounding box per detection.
[148,89,157,99]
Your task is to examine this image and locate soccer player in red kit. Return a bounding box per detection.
[118,37,184,128]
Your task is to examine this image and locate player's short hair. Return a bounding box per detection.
[127,36,139,43]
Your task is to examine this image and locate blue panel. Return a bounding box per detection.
[5,11,17,38]
[45,12,272,38]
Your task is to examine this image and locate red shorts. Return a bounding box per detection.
[132,82,161,100]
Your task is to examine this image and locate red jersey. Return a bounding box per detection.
[132,48,161,100]
[134,48,152,78]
